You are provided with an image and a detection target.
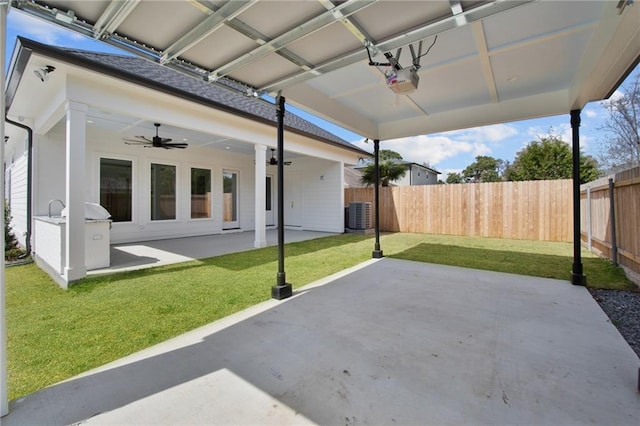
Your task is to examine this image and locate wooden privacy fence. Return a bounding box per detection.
[345,180,573,242]
[581,166,640,276]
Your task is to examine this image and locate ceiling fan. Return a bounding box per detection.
[267,148,291,166]
[123,123,188,149]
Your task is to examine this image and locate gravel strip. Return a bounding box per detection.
[589,288,640,358]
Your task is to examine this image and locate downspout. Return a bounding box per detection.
[4,117,32,257]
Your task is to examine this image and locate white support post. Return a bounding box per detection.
[1,1,8,417]
[254,144,267,248]
[63,102,88,284]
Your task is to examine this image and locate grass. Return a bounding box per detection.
[6,232,634,400]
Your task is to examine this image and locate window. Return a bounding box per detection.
[191,168,211,219]
[100,158,132,222]
[150,163,176,220]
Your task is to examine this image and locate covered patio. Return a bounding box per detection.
[2,0,639,419]
[93,229,337,274]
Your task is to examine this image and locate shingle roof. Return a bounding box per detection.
[12,37,369,155]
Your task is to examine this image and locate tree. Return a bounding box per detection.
[360,161,407,187]
[446,172,463,184]
[505,136,600,183]
[462,156,504,182]
[598,74,640,171]
[5,200,22,260]
[379,149,403,161]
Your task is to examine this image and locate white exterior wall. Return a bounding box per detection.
[6,155,28,247]
[295,158,344,233]
[10,60,362,251]
[84,127,256,244]
[30,123,354,245]
[34,130,66,217]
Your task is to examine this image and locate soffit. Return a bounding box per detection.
[10,0,640,140]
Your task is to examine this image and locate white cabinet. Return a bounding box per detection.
[34,217,111,274]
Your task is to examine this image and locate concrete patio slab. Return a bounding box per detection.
[5,258,639,425]
[90,229,336,274]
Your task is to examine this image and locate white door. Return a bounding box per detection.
[265,175,274,226]
[222,170,239,229]
[284,173,302,228]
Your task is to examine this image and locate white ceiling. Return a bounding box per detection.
[9,0,640,140]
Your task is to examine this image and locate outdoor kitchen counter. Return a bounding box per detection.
[34,216,112,274]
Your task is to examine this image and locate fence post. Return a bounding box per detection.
[609,178,618,266]
[586,186,591,251]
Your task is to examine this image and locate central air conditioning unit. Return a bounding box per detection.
[386,67,419,94]
[349,202,372,230]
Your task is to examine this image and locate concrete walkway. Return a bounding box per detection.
[89,229,336,274]
[5,258,640,425]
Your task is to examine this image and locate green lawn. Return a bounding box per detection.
[6,232,634,400]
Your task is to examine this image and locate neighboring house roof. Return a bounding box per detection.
[398,161,441,175]
[354,160,440,175]
[5,37,369,157]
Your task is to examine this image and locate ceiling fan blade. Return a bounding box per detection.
[163,143,189,149]
[124,141,152,145]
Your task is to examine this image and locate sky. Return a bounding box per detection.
[4,8,639,177]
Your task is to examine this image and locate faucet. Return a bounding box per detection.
[48,199,65,217]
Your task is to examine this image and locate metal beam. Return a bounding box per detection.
[472,21,499,103]
[260,0,533,93]
[93,0,140,40]
[208,0,377,81]
[161,0,256,64]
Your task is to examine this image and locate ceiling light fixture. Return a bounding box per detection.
[366,36,438,95]
[34,65,56,82]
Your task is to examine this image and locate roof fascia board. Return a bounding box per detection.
[379,88,571,140]
[4,36,32,115]
[8,37,368,156]
[282,82,378,139]
[569,1,640,108]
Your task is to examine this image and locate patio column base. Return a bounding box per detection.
[372,250,384,258]
[570,272,586,286]
[272,284,292,300]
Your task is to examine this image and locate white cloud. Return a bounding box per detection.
[525,123,591,150]
[350,123,519,166]
[378,135,478,165]
[584,109,599,119]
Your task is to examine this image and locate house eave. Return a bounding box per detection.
[6,37,370,158]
